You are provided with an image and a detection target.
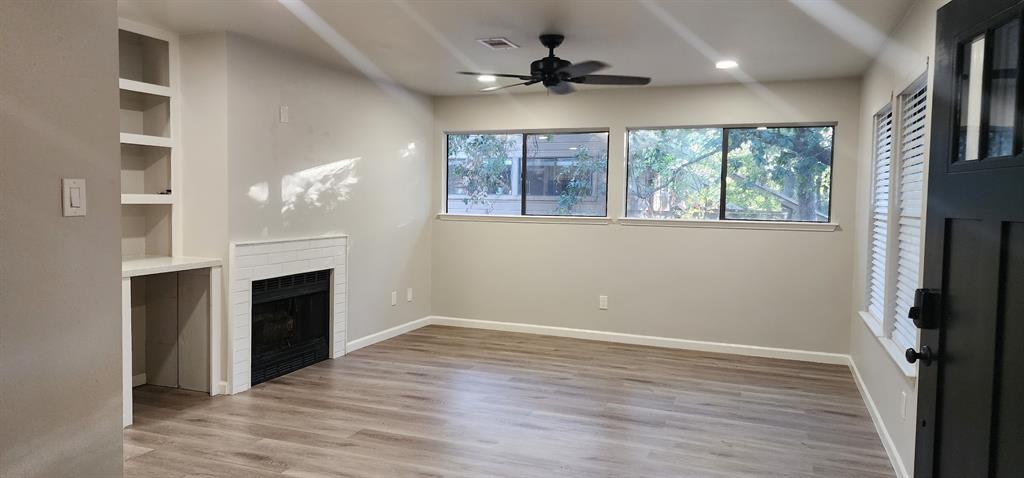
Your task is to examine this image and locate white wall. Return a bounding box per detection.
[432,78,862,354]
[182,34,435,356]
[0,0,123,475]
[850,0,948,475]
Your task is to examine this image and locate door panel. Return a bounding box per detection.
[917,1,1024,476]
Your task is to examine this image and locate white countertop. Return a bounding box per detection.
[121,255,222,278]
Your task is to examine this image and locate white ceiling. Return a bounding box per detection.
[119,0,915,97]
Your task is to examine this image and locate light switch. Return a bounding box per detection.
[62,178,86,217]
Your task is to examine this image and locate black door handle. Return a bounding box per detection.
[905,345,934,366]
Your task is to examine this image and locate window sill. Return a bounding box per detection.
[436,213,611,225]
[858,310,918,379]
[616,218,840,232]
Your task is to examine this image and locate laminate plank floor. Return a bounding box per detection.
[124,325,894,477]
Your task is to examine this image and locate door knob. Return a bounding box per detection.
[905,345,934,366]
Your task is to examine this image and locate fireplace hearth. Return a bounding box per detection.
[251,269,331,385]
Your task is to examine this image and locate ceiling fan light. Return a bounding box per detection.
[477,74,497,83]
[715,60,739,70]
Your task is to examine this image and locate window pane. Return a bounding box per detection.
[725,126,834,222]
[524,132,608,216]
[959,34,986,161]
[446,134,523,215]
[987,19,1019,158]
[626,128,723,219]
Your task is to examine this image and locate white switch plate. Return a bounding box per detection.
[406,288,413,302]
[391,291,397,306]
[599,295,608,310]
[62,178,86,217]
[901,391,908,419]
[279,105,289,123]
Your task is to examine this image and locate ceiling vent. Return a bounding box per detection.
[477,37,519,50]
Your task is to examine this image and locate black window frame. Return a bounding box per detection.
[445,130,611,217]
[625,123,837,224]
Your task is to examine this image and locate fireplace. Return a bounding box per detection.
[251,269,331,385]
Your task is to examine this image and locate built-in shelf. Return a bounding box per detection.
[121,255,222,278]
[119,78,172,98]
[120,133,172,148]
[122,193,174,205]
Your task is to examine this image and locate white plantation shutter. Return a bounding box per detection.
[867,108,893,323]
[891,83,928,350]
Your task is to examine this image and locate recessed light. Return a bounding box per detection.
[716,60,739,70]
[757,126,768,131]
[477,74,497,83]
[569,147,578,150]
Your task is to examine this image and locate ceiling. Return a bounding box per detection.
[118,0,915,97]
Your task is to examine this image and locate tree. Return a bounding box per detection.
[626,128,723,219]
[726,127,833,221]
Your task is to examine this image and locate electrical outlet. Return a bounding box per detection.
[406,288,413,302]
[599,295,608,310]
[391,291,397,306]
[901,391,908,419]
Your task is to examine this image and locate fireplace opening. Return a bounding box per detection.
[251,269,331,385]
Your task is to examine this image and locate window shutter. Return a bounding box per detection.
[891,83,928,350]
[867,108,893,323]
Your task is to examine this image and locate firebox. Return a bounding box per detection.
[251,269,331,385]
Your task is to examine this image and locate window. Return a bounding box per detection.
[860,75,927,369]
[626,125,835,222]
[890,80,927,351]
[446,131,608,216]
[867,106,894,327]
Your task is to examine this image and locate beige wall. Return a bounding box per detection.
[433,78,862,354]
[181,34,435,349]
[0,0,123,476]
[850,0,948,475]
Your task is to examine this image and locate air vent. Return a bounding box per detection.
[477,37,519,50]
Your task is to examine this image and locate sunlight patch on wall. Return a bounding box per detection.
[248,181,270,205]
[280,157,360,215]
[400,142,417,159]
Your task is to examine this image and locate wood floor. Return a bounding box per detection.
[124,325,894,477]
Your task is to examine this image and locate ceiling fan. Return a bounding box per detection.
[458,34,651,95]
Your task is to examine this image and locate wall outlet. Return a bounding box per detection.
[406,288,413,302]
[599,295,608,310]
[391,291,397,306]
[901,391,908,419]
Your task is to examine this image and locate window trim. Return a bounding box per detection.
[624,122,838,224]
[444,129,611,218]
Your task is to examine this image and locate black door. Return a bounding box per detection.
[913,0,1024,476]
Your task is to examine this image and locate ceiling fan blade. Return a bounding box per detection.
[547,81,575,95]
[557,60,608,78]
[570,74,651,85]
[480,80,538,92]
[457,71,536,81]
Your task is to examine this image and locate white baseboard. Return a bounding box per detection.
[848,356,909,478]
[345,316,433,352]
[431,316,850,365]
[132,373,146,387]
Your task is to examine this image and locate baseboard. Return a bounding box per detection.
[430,316,850,365]
[848,356,909,478]
[345,316,433,352]
[132,373,146,387]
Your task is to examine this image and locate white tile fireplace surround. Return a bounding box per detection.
[230,235,348,394]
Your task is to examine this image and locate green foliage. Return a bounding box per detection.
[726,127,833,221]
[447,134,519,213]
